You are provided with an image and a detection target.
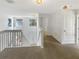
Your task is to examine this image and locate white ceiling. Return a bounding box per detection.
[0,0,79,13]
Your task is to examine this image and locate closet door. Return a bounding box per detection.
[63,11,75,44]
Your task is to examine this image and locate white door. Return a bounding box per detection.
[22,17,37,46]
[63,11,75,44]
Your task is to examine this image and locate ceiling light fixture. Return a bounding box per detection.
[35,0,43,4]
[63,4,70,11]
[63,5,68,10]
[6,0,15,3]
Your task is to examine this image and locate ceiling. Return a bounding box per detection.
[0,0,79,13]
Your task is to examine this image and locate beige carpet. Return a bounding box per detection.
[0,36,79,59]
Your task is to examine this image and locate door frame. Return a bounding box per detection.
[74,10,79,44]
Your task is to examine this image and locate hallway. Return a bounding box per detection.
[0,36,79,59]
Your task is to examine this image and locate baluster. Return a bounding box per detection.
[8,31,9,48]
[17,31,19,47]
[20,31,21,47]
[18,31,20,47]
[2,33,4,50]
[0,33,1,51]
[4,32,6,48]
[1,33,3,51]
[13,31,16,47]
[5,32,6,49]
[19,31,21,47]
[21,31,23,47]
[16,31,17,47]
[20,31,22,47]
[0,33,2,51]
[12,31,13,48]
[9,31,10,48]
[2,32,3,50]
[15,31,17,47]
[4,32,5,49]
[6,32,7,48]
[10,31,12,48]
[15,31,16,47]
[11,31,13,48]
[8,31,11,48]
[0,33,1,52]
[12,31,15,47]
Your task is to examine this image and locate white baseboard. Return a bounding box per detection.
[61,41,75,44]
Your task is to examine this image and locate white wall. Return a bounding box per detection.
[0,10,38,30]
[47,10,75,44]
[39,14,52,35]
[48,11,64,43]
[38,12,65,43]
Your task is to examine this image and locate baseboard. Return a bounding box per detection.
[61,42,75,44]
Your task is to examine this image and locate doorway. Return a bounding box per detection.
[63,10,75,44]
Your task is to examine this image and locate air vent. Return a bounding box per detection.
[6,0,15,3]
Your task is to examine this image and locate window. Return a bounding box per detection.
[29,19,37,27]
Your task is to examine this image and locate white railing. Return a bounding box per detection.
[0,30,22,51]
